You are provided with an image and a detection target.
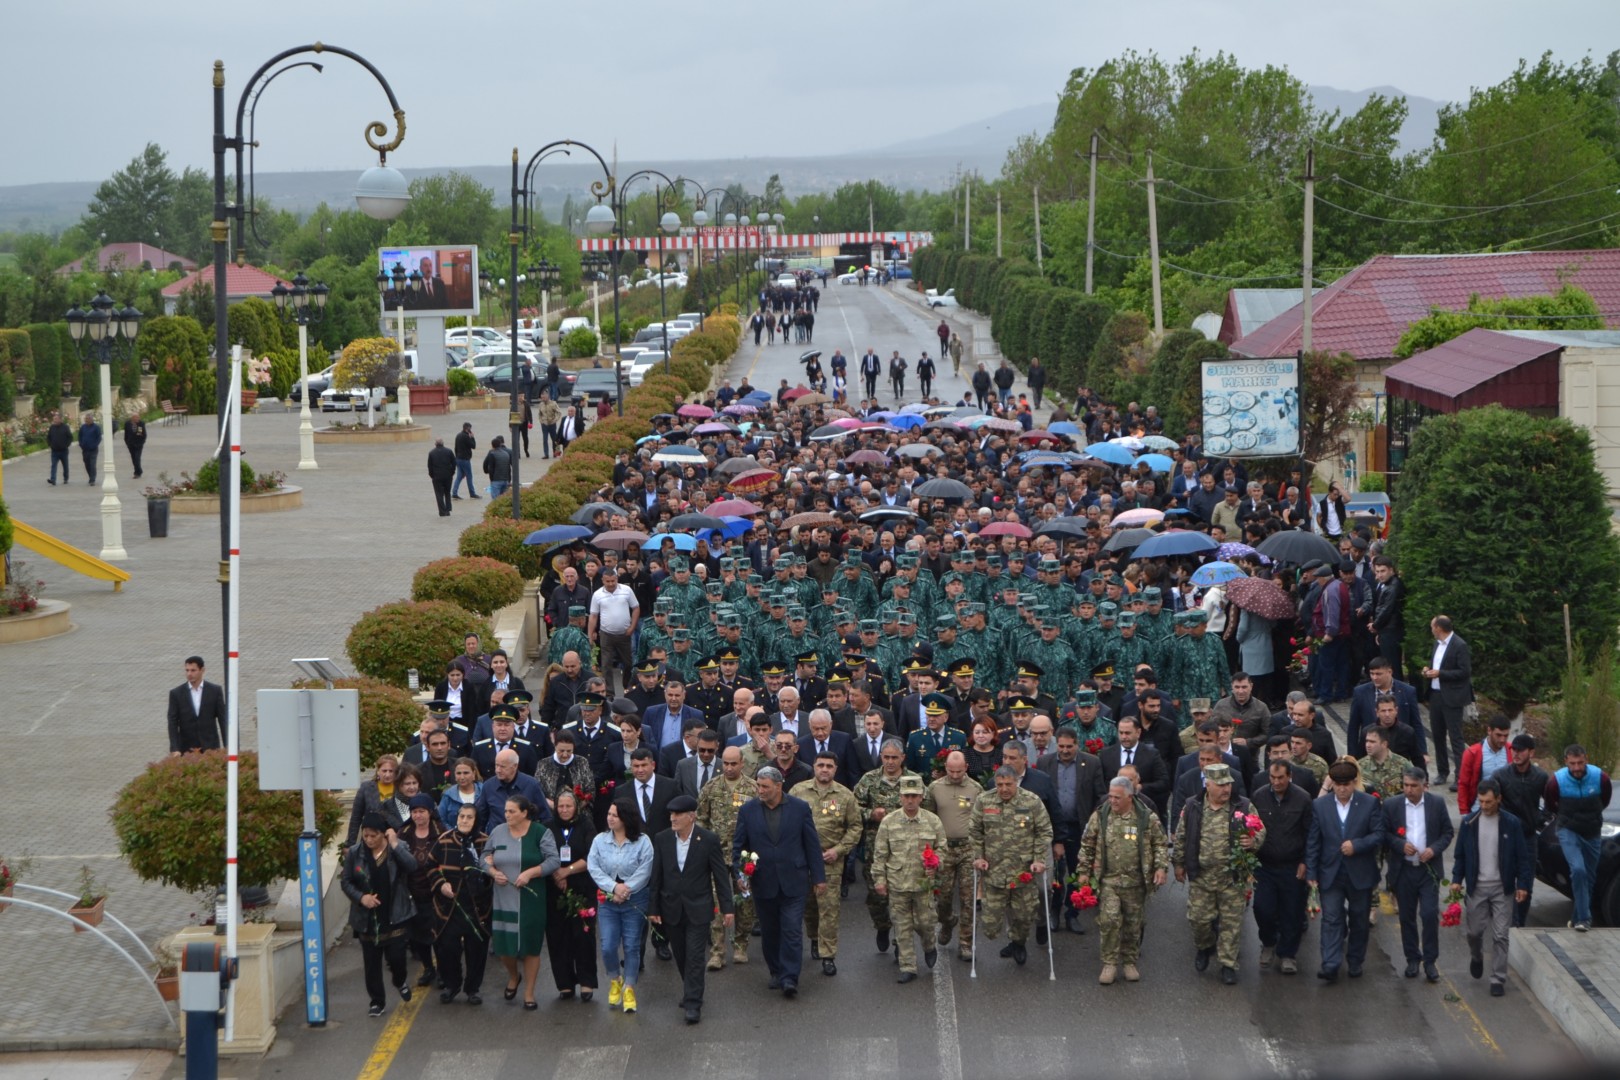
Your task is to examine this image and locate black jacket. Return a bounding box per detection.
[649,824,734,925]
[482,446,512,482]
[427,445,456,481]
[341,839,418,938]
[993,366,1015,390]
[46,422,72,452]
[453,429,476,460]
[1250,781,1312,867]
[1492,761,1549,840]
[167,680,227,753]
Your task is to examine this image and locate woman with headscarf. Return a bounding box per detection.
[341,812,418,1018]
[544,789,600,1001]
[400,793,445,989]
[430,803,491,1004]
[484,795,560,1010]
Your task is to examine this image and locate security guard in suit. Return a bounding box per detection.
[471,706,539,779]
[793,651,829,711]
[687,656,731,730]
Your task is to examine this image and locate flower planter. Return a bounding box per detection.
[241,390,258,413]
[171,485,303,514]
[0,598,74,644]
[410,384,450,414]
[148,498,171,538]
[452,394,502,411]
[313,423,431,444]
[69,897,105,932]
[155,972,180,1001]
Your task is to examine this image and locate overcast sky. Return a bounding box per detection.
[3,1,1610,186]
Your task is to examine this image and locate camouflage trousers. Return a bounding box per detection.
[804,864,844,959]
[934,841,975,953]
[889,889,935,973]
[708,875,756,962]
[978,875,1040,943]
[1097,879,1148,964]
[863,851,891,932]
[1187,875,1249,970]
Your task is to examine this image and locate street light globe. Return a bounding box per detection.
[584,202,616,235]
[692,209,709,227]
[723,213,737,227]
[354,164,411,220]
[660,211,681,234]
[773,213,784,226]
[740,215,751,227]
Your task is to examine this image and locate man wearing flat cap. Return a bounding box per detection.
[649,794,734,1024]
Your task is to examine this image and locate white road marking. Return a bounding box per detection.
[933,950,964,1080]
[548,1045,630,1080]
[1124,1036,1190,1079]
[689,1039,758,1080]
[991,1034,1069,1077]
[829,1036,899,1077]
[422,1050,507,1080]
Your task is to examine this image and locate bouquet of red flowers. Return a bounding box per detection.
[1084,737,1105,755]
[1440,901,1463,928]
[1070,885,1099,910]
[1010,870,1034,890]
[921,844,941,874]
[597,779,618,800]
[573,783,594,805]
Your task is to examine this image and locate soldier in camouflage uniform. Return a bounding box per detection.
[833,554,881,622]
[1166,609,1231,710]
[789,748,864,974]
[924,750,981,961]
[1173,763,1264,983]
[664,628,698,685]
[636,601,673,665]
[1077,775,1171,984]
[853,739,919,951]
[697,744,758,966]
[970,766,1054,967]
[1025,619,1081,702]
[1066,689,1118,748]
[1136,587,1172,646]
[738,711,777,779]
[1111,612,1162,680]
[1357,726,1413,802]
[873,774,947,980]
[656,556,705,625]
[547,605,594,667]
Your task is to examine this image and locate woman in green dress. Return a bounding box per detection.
[484,795,560,1009]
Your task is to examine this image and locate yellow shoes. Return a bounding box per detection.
[622,986,637,1014]
[608,977,623,1007]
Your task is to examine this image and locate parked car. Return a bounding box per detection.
[447,326,511,349]
[570,368,621,404]
[627,352,666,386]
[676,311,706,326]
[632,326,671,346]
[926,288,958,309]
[320,386,386,412]
[288,364,336,404]
[1537,803,1620,926]
[557,316,595,337]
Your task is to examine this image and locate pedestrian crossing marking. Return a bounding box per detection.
[551,1044,631,1080]
[422,1050,507,1079]
[992,1034,1069,1078]
[829,1036,898,1077]
[689,1039,759,1080]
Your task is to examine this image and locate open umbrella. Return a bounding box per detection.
[1133,530,1219,559]
[1140,435,1180,451]
[868,410,897,422]
[1217,541,1261,561]
[1018,429,1064,444]
[860,507,924,526]
[592,529,652,550]
[1084,442,1137,466]
[523,524,593,546]
[650,413,676,423]
[901,403,934,415]
[652,445,707,464]
[677,403,714,419]
[947,406,981,419]
[914,477,974,501]
[714,456,762,476]
[1049,421,1083,439]
[980,417,1021,433]
[896,443,943,459]
[721,403,758,417]
[797,392,832,406]
[643,532,697,552]
[1258,530,1340,567]
[1112,507,1165,528]
[979,521,1031,539]
[843,450,889,467]
[1068,456,1114,471]
[1036,518,1091,539]
[783,511,839,530]
[728,469,778,493]
[1103,527,1156,552]
[799,350,823,364]
[693,422,738,435]
[635,434,662,446]
[809,424,850,441]
[708,498,762,517]
[1109,436,1146,450]
[1190,561,1247,587]
[888,414,925,430]
[1225,575,1298,622]
[670,513,727,532]
[782,386,812,401]
[925,419,965,432]
[1135,453,1175,473]
[742,390,773,404]
[708,517,753,541]
[571,501,621,525]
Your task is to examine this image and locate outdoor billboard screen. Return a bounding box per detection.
[1200,356,1300,458]
[377,245,480,317]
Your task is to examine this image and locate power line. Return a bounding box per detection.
[1328,164,1613,212]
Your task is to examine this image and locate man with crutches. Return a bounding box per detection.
[924,751,980,964]
[1076,776,1170,985]
[969,766,1053,968]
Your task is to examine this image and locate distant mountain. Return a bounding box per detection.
[859,103,1055,162]
[1307,85,1444,155]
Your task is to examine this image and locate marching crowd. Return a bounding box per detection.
[331,365,1612,1023]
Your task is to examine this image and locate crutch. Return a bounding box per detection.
[1040,868,1056,981]
[970,866,979,979]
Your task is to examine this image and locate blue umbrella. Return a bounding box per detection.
[636,434,662,446]
[643,532,697,552]
[523,524,593,546]
[888,413,925,430]
[1189,561,1246,587]
[1050,421,1082,438]
[1136,453,1175,473]
[743,390,773,404]
[1083,442,1137,466]
[707,516,753,541]
[1133,530,1220,559]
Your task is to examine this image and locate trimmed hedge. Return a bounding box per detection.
[302,677,425,771]
[447,367,478,395]
[412,555,525,615]
[345,599,492,688]
[459,517,547,579]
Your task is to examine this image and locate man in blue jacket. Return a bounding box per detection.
[78,413,102,484]
[731,766,827,998]
[1306,759,1387,982]
[1451,778,1533,996]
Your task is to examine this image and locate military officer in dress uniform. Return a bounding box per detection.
[904,694,968,776]
[793,651,828,711]
[472,706,538,779]
[688,656,730,730]
[625,660,666,718]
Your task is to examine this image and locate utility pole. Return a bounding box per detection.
[1033,185,1044,275]
[996,192,1002,258]
[1301,145,1315,354]
[964,175,971,251]
[1085,132,1100,294]
[1145,150,1163,337]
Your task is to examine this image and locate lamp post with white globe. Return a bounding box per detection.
[270,272,326,470]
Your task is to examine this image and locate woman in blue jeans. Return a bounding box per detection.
[587,801,654,1013]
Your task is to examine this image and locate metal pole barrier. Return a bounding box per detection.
[969,866,978,980]
[1041,868,1056,981]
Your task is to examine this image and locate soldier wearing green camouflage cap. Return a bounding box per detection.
[834,554,880,622]
[548,604,594,666]
[698,743,758,967]
[1173,762,1264,983]
[1166,608,1230,713]
[1024,620,1081,703]
[872,773,947,981]
[854,739,921,951]
[970,766,1054,967]
[666,628,698,684]
[1078,775,1170,984]
[1137,587,1172,643]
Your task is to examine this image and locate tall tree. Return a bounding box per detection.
[82,143,177,247]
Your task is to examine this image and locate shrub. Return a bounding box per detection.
[263,347,300,400]
[446,367,478,396]
[412,556,525,615]
[560,326,599,358]
[668,355,709,394]
[346,599,491,688]
[1086,310,1152,402]
[189,455,256,495]
[460,518,546,578]
[334,337,399,390]
[1393,406,1620,710]
[564,430,635,459]
[310,676,434,767]
[112,751,342,893]
[55,324,80,397]
[0,495,12,555]
[24,324,60,412]
[139,315,214,415]
[1546,644,1620,773]
[0,328,34,390]
[482,484,581,525]
[1358,472,1385,493]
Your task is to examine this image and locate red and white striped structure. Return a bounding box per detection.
[576,230,934,253]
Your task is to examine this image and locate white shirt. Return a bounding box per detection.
[1431,634,1451,691]
[590,584,639,636]
[675,829,693,871]
[189,682,204,715]
[778,712,801,736]
[1335,797,1352,825]
[1404,797,1428,865]
[446,683,463,718]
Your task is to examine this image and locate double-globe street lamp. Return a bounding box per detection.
[63,291,141,562]
[685,181,731,326]
[616,169,682,376]
[523,258,562,372]
[510,140,616,515]
[270,272,328,469]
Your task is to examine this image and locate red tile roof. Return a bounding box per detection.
[1381,328,1561,412]
[57,242,197,275]
[1230,250,1620,361]
[160,264,288,299]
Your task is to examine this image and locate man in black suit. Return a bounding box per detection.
[849,711,889,779]
[1306,760,1388,981]
[730,767,827,997]
[798,711,854,788]
[617,747,676,837]
[1038,728,1106,933]
[675,730,722,800]
[649,794,734,1024]
[1346,657,1426,764]
[1382,767,1455,982]
[1100,717,1171,821]
[167,655,227,754]
[1421,615,1473,788]
[658,718,707,778]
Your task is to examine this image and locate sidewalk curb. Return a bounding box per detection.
[1510,929,1620,1058]
[0,1035,181,1053]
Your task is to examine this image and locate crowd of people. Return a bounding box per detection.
[335,368,1612,1020]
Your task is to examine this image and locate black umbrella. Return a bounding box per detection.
[1257,529,1341,567]
[571,501,621,525]
[913,477,973,501]
[670,513,727,532]
[1035,518,1090,539]
[800,350,823,365]
[860,507,924,525]
[924,419,964,432]
[1102,527,1156,552]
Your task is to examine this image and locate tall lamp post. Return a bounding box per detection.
[372,262,411,428]
[510,141,616,513]
[616,170,681,375]
[211,44,408,1041]
[271,272,327,470]
[582,252,610,348]
[526,258,561,372]
[683,181,728,323]
[63,290,140,562]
